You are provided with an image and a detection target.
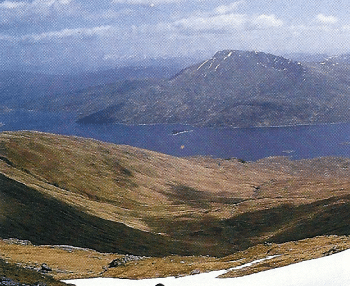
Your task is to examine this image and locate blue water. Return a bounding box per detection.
[0,109,349,161]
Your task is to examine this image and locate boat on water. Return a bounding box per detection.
[282,150,295,154]
[172,129,193,135]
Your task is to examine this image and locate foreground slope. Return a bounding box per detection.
[0,131,350,256]
[65,247,350,286]
[77,50,350,127]
[0,236,349,281]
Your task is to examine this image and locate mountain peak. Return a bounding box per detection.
[74,49,349,127]
[174,50,306,85]
[204,50,305,74]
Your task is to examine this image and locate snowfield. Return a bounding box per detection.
[64,249,350,286]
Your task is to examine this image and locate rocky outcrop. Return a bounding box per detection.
[0,277,47,286]
[108,254,147,268]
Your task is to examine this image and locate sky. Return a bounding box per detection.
[1,0,350,73]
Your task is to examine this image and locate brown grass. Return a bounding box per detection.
[0,131,350,257]
[1,236,349,280]
[0,240,119,280]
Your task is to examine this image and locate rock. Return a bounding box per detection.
[0,277,19,286]
[323,246,342,256]
[3,239,32,246]
[108,254,145,268]
[0,277,44,286]
[40,264,52,273]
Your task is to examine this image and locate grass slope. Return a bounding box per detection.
[0,257,68,286]
[1,236,350,280]
[0,173,189,256]
[0,131,350,257]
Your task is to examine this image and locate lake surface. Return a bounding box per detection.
[0,109,349,161]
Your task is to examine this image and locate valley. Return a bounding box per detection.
[0,131,350,285]
[2,0,350,282]
[1,50,350,286]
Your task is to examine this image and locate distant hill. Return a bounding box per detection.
[282,52,329,63]
[0,64,184,111]
[75,50,350,127]
[1,131,350,257]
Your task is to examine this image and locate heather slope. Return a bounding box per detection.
[0,131,350,257]
[2,236,350,281]
[0,173,185,256]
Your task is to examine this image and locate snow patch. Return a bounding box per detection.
[63,249,350,286]
[223,51,233,60]
[197,60,209,70]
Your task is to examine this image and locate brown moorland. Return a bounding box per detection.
[0,130,350,285]
[0,131,350,257]
[1,235,349,281]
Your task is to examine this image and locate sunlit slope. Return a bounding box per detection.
[0,131,350,256]
[2,236,350,281]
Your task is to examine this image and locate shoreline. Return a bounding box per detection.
[3,108,350,130]
[78,119,350,130]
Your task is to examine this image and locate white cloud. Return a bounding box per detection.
[0,33,16,41]
[0,0,73,10]
[0,1,26,9]
[214,1,244,15]
[251,14,283,29]
[91,8,133,20]
[174,13,247,32]
[0,0,78,25]
[169,3,283,34]
[111,0,182,4]
[316,14,338,25]
[173,12,283,33]
[21,25,111,42]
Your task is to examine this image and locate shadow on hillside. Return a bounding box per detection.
[2,172,350,257]
[0,174,190,257]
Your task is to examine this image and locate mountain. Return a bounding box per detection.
[282,52,329,63]
[0,64,184,111]
[1,131,350,258]
[304,54,350,86]
[75,50,350,127]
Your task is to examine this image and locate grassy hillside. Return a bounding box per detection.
[0,131,350,258]
[0,173,186,256]
[0,256,68,286]
[1,236,350,280]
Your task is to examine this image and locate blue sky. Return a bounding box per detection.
[1,0,350,72]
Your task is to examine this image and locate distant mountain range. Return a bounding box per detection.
[1,50,350,127]
[73,50,350,127]
[0,62,186,111]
